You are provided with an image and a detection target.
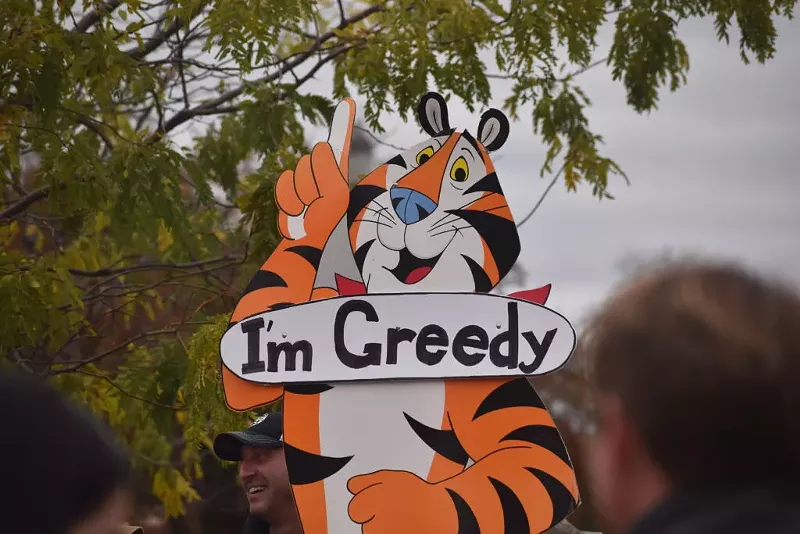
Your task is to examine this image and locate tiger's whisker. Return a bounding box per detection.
[428,211,452,228]
[430,225,471,238]
[370,201,396,223]
[428,215,459,232]
[352,218,394,229]
[363,206,396,225]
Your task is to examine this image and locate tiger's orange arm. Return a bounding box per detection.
[222,227,340,412]
[440,378,580,534]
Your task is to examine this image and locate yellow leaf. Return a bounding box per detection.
[157,221,174,252]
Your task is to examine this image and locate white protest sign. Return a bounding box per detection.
[220,292,576,384]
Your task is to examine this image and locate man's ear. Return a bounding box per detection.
[595,394,632,465]
[600,394,657,476]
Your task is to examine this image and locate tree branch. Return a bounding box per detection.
[516,162,564,229]
[124,1,210,60]
[49,327,186,375]
[74,0,122,33]
[74,114,115,152]
[355,125,407,151]
[146,4,383,142]
[69,255,242,277]
[77,369,186,411]
[0,186,51,220]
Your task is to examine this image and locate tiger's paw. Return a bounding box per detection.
[347,470,457,533]
[274,98,355,242]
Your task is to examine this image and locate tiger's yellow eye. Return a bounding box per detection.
[450,156,469,182]
[416,146,434,165]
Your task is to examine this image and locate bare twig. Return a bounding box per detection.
[336,0,347,27]
[49,327,188,375]
[69,255,242,278]
[562,56,609,81]
[77,369,186,411]
[516,162,564,229]
[355,125,407,151]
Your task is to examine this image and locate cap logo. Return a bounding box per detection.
[251,413,268,427]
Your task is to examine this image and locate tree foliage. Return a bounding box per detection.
[1,0,795,521]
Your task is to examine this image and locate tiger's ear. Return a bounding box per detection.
[418,92,451,137]
[477,108,510,152]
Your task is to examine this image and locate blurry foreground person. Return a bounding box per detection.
[0,369,142,534]
[581,262,800,534]
[214,412,302,534]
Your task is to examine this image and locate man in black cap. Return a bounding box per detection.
[213,412,303,534]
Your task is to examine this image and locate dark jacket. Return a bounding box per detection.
[243,516,270,534]
[629,487,800,534]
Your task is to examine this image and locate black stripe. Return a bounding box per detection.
[284,443,352,485]
[461,130,484,163]
[244,270,287,294]
[284,383,333,395]
[501,425,572,467]
[404,413,469,466]
[445,208,520,282]
[465,172,502,195]
[386,154,407,169]
[268,302,294,311]
[348,184,386,228]
[525,467,578,528]
[446,488,481,534]
[488,477,529,534]
[462,255,493,293]
[286,245,322,270]
[353,239,375,273]
[473,378,546,420]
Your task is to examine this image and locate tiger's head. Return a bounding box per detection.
[347,92,521,294]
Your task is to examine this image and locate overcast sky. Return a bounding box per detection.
[292,9,800,326]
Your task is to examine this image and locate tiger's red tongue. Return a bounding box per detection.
[405,267,432,284]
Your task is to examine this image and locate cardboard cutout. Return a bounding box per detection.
[219,93,580,534]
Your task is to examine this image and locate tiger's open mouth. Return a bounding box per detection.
[388,247,443,285]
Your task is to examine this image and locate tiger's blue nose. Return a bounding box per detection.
[390,187,438,225]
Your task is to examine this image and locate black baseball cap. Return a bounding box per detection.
[213,412,284,461]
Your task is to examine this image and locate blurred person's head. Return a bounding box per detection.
[0,369,134,534]
[580,262,800,533]
[213,412,298,526]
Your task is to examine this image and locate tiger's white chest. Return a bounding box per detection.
[317,380,446,533]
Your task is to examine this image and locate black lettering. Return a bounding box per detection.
[519,328,558,374]
[490,303,519,369]
[241,318,271,375]
[387,327,416,365]
[453,325,488,366]
[266,340,313,372]
[416,324,448,366]
[334,299,381,369]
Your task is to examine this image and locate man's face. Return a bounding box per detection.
[586,394,630,534]
[239,446,292,518]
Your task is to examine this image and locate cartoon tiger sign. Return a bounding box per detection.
[219,93,580,534]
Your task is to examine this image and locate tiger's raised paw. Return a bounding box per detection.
[347,470,458,533]
[274,98,355,241]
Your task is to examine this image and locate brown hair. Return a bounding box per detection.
[581,260,800,494]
